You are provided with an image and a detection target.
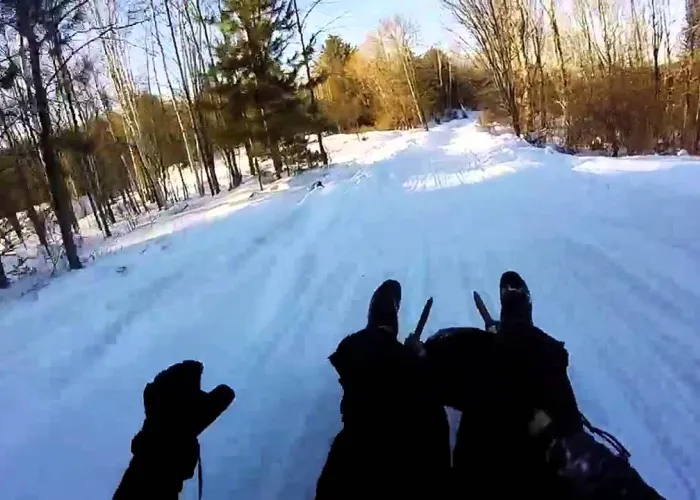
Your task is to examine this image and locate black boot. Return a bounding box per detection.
[499,271,533,334]
[367,279,401,336]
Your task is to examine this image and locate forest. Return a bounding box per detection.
[0,0,698,286]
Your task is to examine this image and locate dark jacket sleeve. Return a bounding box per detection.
[113,431,199,500]
[114,455,184,499]
[548,431,663,499]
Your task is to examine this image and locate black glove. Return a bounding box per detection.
[114,360,235,499]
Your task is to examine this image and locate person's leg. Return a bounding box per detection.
[317,280,451,499]
[449,271,577,497]
[453,397,553,497]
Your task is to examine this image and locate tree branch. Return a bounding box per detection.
[46,20,146,86]
[300,0,325,29]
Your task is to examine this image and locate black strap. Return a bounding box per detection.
[197,454,203,500]
[581,413,631,460]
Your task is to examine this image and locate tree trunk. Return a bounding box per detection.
[179,1,221,193]
[447,57,453,108]
[190,0,245,184]
[245,140,257,176]
[224,148,240,188]
[254,156,263,191]
[511,97,522,136]
[53,46,112,238]
[176,163,189,199]
[95,3,165,209]
[694,79,700,153]
[85,166,112,237]
[68,182,81,233]
[683,61,692,149]
[190,160,205,196]
[270,141,283,179]
[517,2,534,133]
[233,154,242,187]
[400,49,428,130]
[97,195,112,236]
[256,105,283,179]
[122,189,138,215]
[89,158,113,236]
[225,158,234,190]
[7,212,23,243]
[0,258,9,289]
[163,0,218,196]
[547,0,569,140]
[536,50,546,131]
[26,204,48,252]
[86,190,104,233]
[18,4,81,269]
[92,73,150,210]
[106,197,117,224]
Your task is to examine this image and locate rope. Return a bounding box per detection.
[197,454,203,500]
[581,413,631,460]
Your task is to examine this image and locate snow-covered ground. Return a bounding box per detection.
[1,118,699,499]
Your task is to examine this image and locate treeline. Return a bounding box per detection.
[443,0,700,154]
[315,19,477,132]
[0,0,478,286]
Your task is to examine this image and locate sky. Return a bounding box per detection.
[300,0,462,51]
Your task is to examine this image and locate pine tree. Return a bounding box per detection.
[214,0,319,179]
[0,256,8,289]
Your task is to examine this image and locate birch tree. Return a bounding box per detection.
[443,0,522,134]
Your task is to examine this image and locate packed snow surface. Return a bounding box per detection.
[1,118,699,499]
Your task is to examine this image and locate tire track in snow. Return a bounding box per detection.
[50,271,187,393]
[556,237,700,499]
[202,178,370,498]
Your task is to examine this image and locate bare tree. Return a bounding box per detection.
[379,17,429,131]
[163,0,219,195]
[444,0,522,134]
[545,0,569,139]
[0,256,8,288]
[150,0,202,196]
[93,0,166,209]
[292,0,329,164]
[515,0,535,132]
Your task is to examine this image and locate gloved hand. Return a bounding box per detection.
[115,360,235,499]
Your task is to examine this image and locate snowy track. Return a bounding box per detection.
[1,119,699,498]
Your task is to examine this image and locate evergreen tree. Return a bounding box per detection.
[0,256,8,289]
[214,0,321,179]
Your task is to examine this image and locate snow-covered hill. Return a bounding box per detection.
[1,118,699,499]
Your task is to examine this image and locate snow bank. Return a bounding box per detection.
[573,156,697,175]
